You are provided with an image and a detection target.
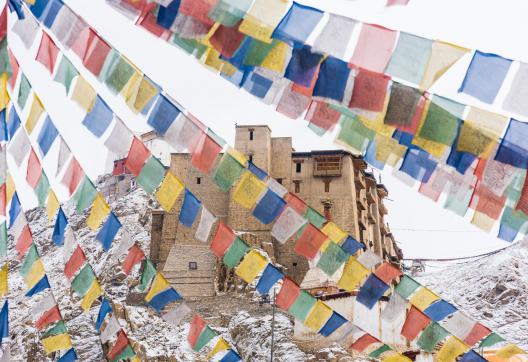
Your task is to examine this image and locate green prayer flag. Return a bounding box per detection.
[336,116,375,153]
[18,74,31,109]
[307,122,326,136]
[111,345,136,362]
[316,242,349,276]
[209,0,253,27]
[20,244,39,278]
[71,265,96,297]
[417,322,449,352]
[213,153,244,192]
[193,326,217,352]
[223,237,250,268]
[0,222,7,257]
[172,36,208,58]
[479,333,505,348]
[74,177,98,214]
[394,275,421,299]
[444,190,472,217]
[304,207,326,229]
[369,345,392,358]
[35,173,50,207]
[42,321,67,338]
[288,290,316,322]
[136,157,166,194]
[139,259,157,292]
[54,57,79,93]
[500,207,528,232]
[105,56,136,93]
[243,39,278,67]
[418,102,459,146]
[98,50,120,82]
[0,38,11,76]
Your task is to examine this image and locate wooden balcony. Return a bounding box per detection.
[368,204,377,223]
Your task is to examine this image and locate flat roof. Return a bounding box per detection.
[292,149,357,157]
[235,124,272,131]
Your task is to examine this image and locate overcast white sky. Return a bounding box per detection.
[9,0,528,259]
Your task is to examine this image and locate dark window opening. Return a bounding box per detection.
[324,179,331,193]
[196,177,201,184]
[292,262,298,267]
[248,154,253,163]
[189,262,198,270]
[296,162,302,173]
[294,180,301,193]
[117,175,125,181]
[249,130,254,140]
[277,178,283,185]
[324,204,332,221]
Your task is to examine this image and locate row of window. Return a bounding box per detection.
[194,176,332,193]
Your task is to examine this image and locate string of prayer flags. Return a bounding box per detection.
[35,32,59,73]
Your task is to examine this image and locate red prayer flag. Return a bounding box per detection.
[107,329,130,361]
[187,314,206,348]
[62,158,85,196]
[83,33,112,76]
[374,262,403,284]
[515,176,528,214]
[470,183,506,220]
[305,101,341,132]
[122,244,145,275]
[350,333,379,352]
[64,245,87,280]
[275,277,300,310]
[349,24,397,73]
[26,149,42,189]
[394,92,427,135]
[284,193,307,215]
[464,323,491,346]
[35,32,60,74]
[179,0,217,26]
[16,225,33,260]
[191,133,222,174]
[0,6,6,39]
[210,222,235,257]
[0,183,6,217]
[124,137,151,176]
[35,305,61,330]
[401,306,431,341]
[137,10,168,38]
[70,27,94,60]
[294,223,327,260]
[349,69,391,112]
[209,22,246,58]
[8,49,19,89]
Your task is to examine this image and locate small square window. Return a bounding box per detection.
[248,155,253,163]
[296,163,302,173]
[196,177,201,185]
[293,262,298,267]
[189,262,197,270]
[293,181,301,193]
[277,178,283,185]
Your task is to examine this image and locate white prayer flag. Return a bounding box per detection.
[195,207,217,243]
[357,250,383,270]
[271,207,307,244]
[104,118,133,157]
[162,303,192,326]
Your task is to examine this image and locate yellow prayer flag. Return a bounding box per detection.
[86,194,110,231]
[496,344,526,359]
[207,338,230,358]
[203,48,225,71]
[129,77,158,114]
[409,287,440,311]
[232,172,267,209]
[0,73,9,110]
[235,250,268,283]
[239,0,290,42]
[321,222,347,244]
[25,95,45,135]
[25,259,46,289]
[227,148,247,166]
[220,62,238,77]
[436,336,469,362]
[337,257,370,292]
[381,352,412,362]
[0,263,7,298]
[131,357,140,362]
[471,211,495,232]
[261,41,290,73]
[457,108,508,158]
[420,41,469,90]
[47,191,60,223]
[71,76,97,112]
[81,279,103,312]
[42,333,72,354]
[239,19,274,44]
[155,172,184,212]
[145,272,170,302]
[304,301,333,332]
[121,71,142,105]
[374,134,406,166]
[6,174,14,204]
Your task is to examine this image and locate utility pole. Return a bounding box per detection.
[270,288,276,362]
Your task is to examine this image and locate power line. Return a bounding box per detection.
[391,227,481,233]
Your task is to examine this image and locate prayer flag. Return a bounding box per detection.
[239,0,290,43]
[275,277,300,310]
[417,322,450,352]
[312,14,356,59]
[384,82,422,130]
[57,348,77,362]
[350,334,379,353]
[191,133,222,173]
[145,272,170,302]
[42,333,72,354]
[81,279,103,311]
[61,158,84,196]
[96,211,121,251]
[289,290,316,322]
[148,287,182,312]
[208,337,230,359]
[232,171,266,209]
[459,51,512,104]
[401,306,431,341]
[122,244,145,275]
[255,264,283,294]
[64,245,86,280]
[220,350,241,362]
[294,223,327,259]
[305,101,341,134]
[105,56,137,94]
[179,189,201,227]
[82,96,113,138]
[136,157,166,194]
[105,118,134,156]
[464,323,491,346]
[496,345,526,359]
[209,22,246,59]
[272,2,323,44]
[71,265,96,296]
[313,57,351,102]
[35,32,59,73]
[52,207,67,246]
[459,351,487,362]
[252,189,285,224]
[284,45,323,88]
[385,32,433,85]
[73,177,97,213]
[349,24,397,72]
[17,74,31,110]
[436,336,470,362]
[337,256,370,291]
[271,206,307,244]
[106,330,129,361]
[124,137,151,176]
[349,69,390,112]
[304,300,333,332]
[319,311,347,337]
[317,242,349,276]
[71,76,97,112]
[423,300,457,322]
[53,56,78,93]
[495,119,528,169]
[235,250,267,283]
[83,33,111,76]
[441,311,477,341]
[26,149,42,188]
[37,116,58,156]
[356,274,389,309]
[503,62,528,117]
[409,287,440,311]
[138,259,157,292]
[147,94,180,135]
[223,237,250,268]
[195,206,217,242]
[86,194,110,231]
[374,262,402,284]
[155,171,184,212]
[25,95,45,135]
[420,41,468,90]
[210,222,236,257]
[188,314,206,349]
[26,275,51,297]
[162,302,192,326]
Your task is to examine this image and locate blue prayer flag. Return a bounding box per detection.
[0,109,6,142]
[284,45,323,88]
[399,149,437,183]
[37,116,58,156]
[459,51,512,104]
[147,288,182,313]
[82,96,113,138]
[248,161,267,180]
[319,312,347,337]
[423,300,457,322]
[256,264,283,294]
[220,350,242,362]
[57,348,77,362]
[272,2,324,44]
[156,0,181,29]
[221,37,253,73]
[459,350,487,362]
[313,57,351,102]
[356,274,389,309]
[364,141,385,170]
[30,0,49,19]
[495,119,528,169]
[42,0,63,28]
[96,212,121,252]
[8,193,22,229]
[498,224,518,242]
[252,189,286,224]
[52,207,68,246]
[242,72,273,99]
[96,298,112,331]
[392,130,415,148]
[147,94,180,135]
[8,0,25,19]
[26,275,51,297]
[0,301,8,340]
[7,106,20,140]
[341,236,364,255]
[179,189,201,227]
[447,123,477,174]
